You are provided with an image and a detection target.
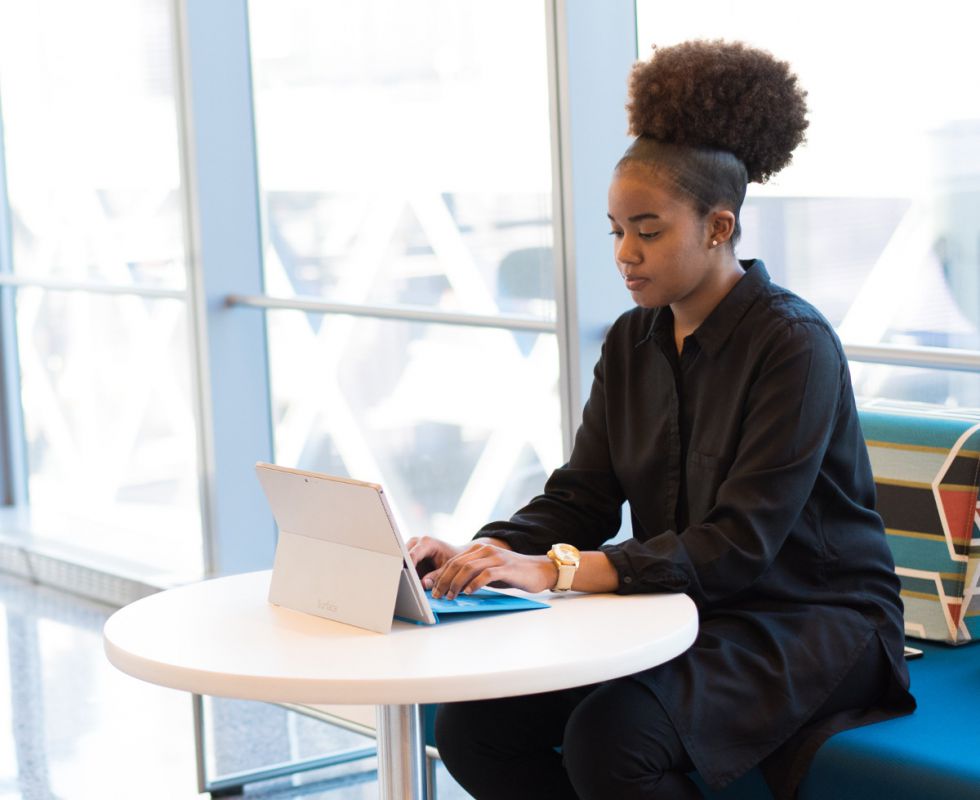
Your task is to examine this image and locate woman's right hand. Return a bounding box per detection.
[406,536,465,579]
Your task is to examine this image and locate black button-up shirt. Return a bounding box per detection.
[476,260,912,796]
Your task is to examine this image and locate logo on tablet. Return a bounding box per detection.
[317,599,338,613]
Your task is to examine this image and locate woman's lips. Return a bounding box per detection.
[624,276,649,291]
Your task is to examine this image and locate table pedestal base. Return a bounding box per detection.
[376,703,428,799]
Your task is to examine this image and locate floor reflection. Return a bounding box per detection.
[0,572,467,799]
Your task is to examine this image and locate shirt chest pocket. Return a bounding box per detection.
[685,450,731,522]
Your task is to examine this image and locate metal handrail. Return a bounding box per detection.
[228,295,980,371]
[844,342,980,374]
[3,275,975,372]
[226,292,558,333]
[0,273,186,300]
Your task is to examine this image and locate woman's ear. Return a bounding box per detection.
[707,210,736,247]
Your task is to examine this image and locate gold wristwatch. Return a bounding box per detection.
[547,543,581,592]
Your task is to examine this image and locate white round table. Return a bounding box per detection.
[104,570,698,799]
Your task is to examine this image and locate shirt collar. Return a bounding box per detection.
[637,259,771,356]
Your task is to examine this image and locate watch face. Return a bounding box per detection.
[553,543,580,563]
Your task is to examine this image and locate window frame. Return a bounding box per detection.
[0,91,28,509]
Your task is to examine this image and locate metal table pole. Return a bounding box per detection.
[376,703,428,799]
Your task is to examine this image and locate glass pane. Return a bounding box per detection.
[635,2,980,361]
[0,0,186,289]
[249,0,555,318]
[267,311,563,545]
[852,363,980,409]
[15,288,201,581]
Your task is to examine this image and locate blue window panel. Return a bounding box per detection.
[179,0,274,574]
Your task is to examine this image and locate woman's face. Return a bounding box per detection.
[607,166,716,310]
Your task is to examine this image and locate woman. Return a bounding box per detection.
[407,40,915,799]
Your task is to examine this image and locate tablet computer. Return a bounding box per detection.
[256,463,547,633]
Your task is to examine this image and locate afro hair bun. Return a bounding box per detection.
[627,40,808,183]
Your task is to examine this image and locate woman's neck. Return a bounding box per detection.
[671,256,745,351]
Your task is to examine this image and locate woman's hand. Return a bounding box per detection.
[406,535,466,576]
[417,540,556,600]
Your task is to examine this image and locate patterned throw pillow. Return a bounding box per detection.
[859,402,980,645]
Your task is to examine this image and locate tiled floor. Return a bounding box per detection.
[0,572,467,799]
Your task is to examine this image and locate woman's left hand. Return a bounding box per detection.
[423,541,555,599]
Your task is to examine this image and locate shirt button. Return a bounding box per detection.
[624,576,633,584]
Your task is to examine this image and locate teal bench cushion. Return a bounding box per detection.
[428,644,979,797]
[693,642,980,798]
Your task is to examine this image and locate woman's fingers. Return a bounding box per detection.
[429,543,521,599]
[407,535,456,569]
[425,543,546,600]
[421,541,555,599]
[434,557,502,599]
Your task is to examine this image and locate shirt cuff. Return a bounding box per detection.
[600,541,690,594]
[472,529,550,555]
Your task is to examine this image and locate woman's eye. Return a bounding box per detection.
[608,230,623,238]
[639,231,660,240]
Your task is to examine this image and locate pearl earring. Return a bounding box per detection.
[711,240,718,247]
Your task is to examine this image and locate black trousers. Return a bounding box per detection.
[435,636,888,800]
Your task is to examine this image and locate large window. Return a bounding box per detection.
[248,0,562,544]
[0,0,202,580]
[0,0,576,581]
[636,1,980,406]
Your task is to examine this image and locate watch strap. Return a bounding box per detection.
[553,562,577,592]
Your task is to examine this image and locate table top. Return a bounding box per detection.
[104,570,698,706]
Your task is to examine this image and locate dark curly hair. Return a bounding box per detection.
[618,40,809,244]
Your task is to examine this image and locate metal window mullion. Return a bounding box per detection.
[175,0,274,578]
[551,0,637,431]
[546,0,577,460]
[0,92,29,506]
[173,0,217,579]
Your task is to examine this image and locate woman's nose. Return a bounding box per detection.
[617,234,641,265]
